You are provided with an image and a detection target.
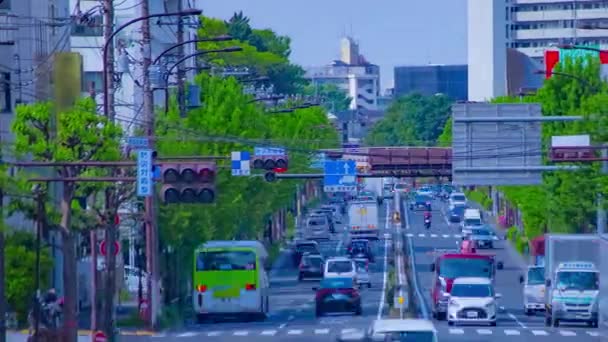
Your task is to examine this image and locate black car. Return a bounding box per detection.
[293,241,320,265]
[314,277,362,317]
[347,240,374,262]
[298,254,324,280]
[409,195,432,211]
[449,205,466,223]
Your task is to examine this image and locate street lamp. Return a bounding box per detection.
[151,35,233,65]
[163,46,244,113]
[102,8,202,119]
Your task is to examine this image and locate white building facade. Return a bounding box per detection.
[508,0,608,62]
[305,37,380,111]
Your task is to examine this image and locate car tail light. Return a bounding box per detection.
[315,288,331,300]
[245,283,256,291]
[196,285,207,292]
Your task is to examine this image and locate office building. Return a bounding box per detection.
[393,64,468,100]
[305,37,381,111]
[508,0,608,62]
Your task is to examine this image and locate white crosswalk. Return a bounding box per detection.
[167,327,606,338]
[407,233,462,239]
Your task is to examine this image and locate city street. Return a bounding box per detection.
[113,200,394,341]
[403,197,608,341]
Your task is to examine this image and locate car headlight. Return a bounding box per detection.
[449,299,458,306]
[440,291,450,300]
[484,301,495,309]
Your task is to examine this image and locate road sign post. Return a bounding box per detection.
[323,160,357,192]
[136,149,153,197]
[100,241,120,257]
[231,151,251,176]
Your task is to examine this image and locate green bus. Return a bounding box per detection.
[193,241,270,322]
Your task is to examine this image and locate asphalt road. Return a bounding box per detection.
[403,197,608,341]
[112,200,395,341]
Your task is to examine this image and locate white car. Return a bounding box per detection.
[448,277,501,326]
[324,257,357,282]
[417,187,434,197]
[353,258,371,288]
[449,192,468,207]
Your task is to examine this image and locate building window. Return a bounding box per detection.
[71,15,103,36]
[82,71,103,93]
[1,72,11,113]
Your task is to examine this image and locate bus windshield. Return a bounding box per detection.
[196,250,256,271]
[439,258,493,279]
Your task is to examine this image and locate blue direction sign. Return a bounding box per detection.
[254,146,285,156]
[136,149,153,197]
[310,152,326,170]
[323,160,357,192]
[128,136,149,148]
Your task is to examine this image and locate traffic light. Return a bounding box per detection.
[159,162,217,204]
[252,155,288,170]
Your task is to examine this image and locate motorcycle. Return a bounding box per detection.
[424,218,431,230]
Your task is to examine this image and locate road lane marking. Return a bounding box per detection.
[531,330,548,336]
[453,234,461,238]
[418,233,425,237]
[403,201,430,319]
[279,323,288,328]
[261,330,277,336]
[207,331,221,336]
[508,312,527,329]
[430,234,438,237]
[448,328,464,334]
[377,205,390,320]
[233,331,249,336]
[442,234,449,238]
[406,233,414,237]
[477,329,492,335]
[315,329,330,334]
[559,330,576,336]
[504,329,520,335]
[586,331,600,337]
[177,332,198,337]
[342,328,359,334]
[287,330,303,335]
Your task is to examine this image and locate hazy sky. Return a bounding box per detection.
[200,0,467,90]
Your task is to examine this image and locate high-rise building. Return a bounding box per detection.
[394,64,468,100]
[507,0,608,63]
[305,37,380,111]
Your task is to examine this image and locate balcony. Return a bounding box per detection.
[0,14,17,46]
[514,28,608,40]
[514,8,608,22]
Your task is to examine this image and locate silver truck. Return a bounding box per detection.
[520,265,545,315]
[544,234,600,328]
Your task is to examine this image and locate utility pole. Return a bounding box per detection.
[176,0,186,117]
[101,0,116,337]
[140,0,159,328]
[0,185,5,342]
[598,146,608,235]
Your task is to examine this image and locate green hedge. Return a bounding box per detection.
[466,189,493,211]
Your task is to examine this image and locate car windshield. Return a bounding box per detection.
[395,184,407,190]
[320,278,353,289]
[378,331,436,342]
[439,258,493,278]
[451,283,493,297]
[451,207,465,215]
[527,267,545,285]
[556,271,599,290]
[354,260,367,271]
[328,260,353,273]
[472,229,491,236]
[308,219,326,226]
[384,184,393,190]
[451,195,466,201]
[464,218,482,226]
[415,195,430,203]
[304,257,323,268]
[196,251,256,271]
[296,244,318,254]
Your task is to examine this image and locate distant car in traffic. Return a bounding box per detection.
[313,277,362,317]
[305,215,331,240]
[417,187,434,197]
[393,183,409,194]
[353,258,371,288]
[298,253,324,281]
[447,277,501,326]
[448,205,466,223]
[324,257,357,282]
[347,239,374,262]
[382,183,394,199]
[449,192,468,207]
[340,319,438,342]
[310,210,336,233]
[468,227,498,248]
[293,240,320,265]
[410,194,432,211]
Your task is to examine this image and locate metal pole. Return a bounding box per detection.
[176,0,185,117]
[0,187,5,342]
[140,0,158,328]
[33,190,42,341]
[598,146,608,235]
[90,229,97,340]
[102,0,116,121]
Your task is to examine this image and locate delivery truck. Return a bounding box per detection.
[348,199,379,240]
[543,234,601,328]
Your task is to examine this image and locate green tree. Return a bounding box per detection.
[303,83,352,112]
[11,99,122,342]
[365,93,452,146]
[156,73,338,300]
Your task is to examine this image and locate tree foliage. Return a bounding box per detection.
[438,56,607,237]
[303,83,352,112]
[365,93,452,146]
[198,14,306,94]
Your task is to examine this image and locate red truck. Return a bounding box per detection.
[430,252,504,320]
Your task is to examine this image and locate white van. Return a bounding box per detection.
[449,192,467,207]
[461,209,482,235]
